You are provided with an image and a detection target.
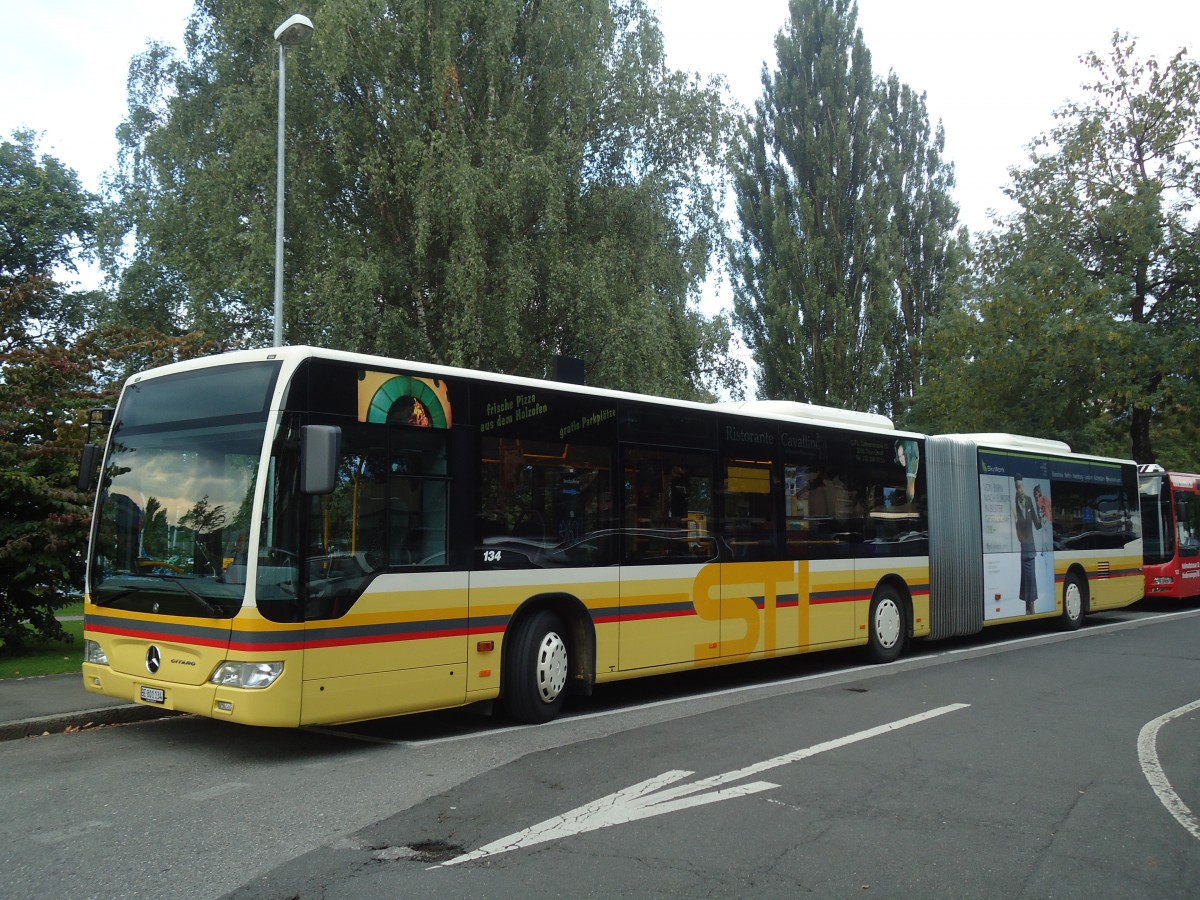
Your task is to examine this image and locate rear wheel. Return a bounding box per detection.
[503,609,570,723]
[867,586,905,663]
[1060,573,1086,631]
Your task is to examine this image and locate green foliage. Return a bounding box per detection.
[0,131,221,654]
[912,233,1128,456]
[876,74,967,424]
[0,130,94,282]
[1,130,101,342]
[0,312,213,657]
[106,0,742,399]
[0,133,92,653]
[729,0,963,415]
[915,33,1200,463]
[0,315,92,653]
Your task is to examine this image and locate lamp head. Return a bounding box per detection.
[274,14,314,45]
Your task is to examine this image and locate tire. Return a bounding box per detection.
[867,586,905,663]
[503,609,570,723]
[1060,573,1086,631]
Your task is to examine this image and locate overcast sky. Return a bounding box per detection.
[656,0,1194,231]
[1,1,1193,255]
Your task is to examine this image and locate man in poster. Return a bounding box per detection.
[1013,474,1044,614]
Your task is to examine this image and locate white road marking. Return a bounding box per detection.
[439,702,970,866]
[1137,698,1200,842]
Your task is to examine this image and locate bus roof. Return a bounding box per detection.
[714,400,894,431]
[934,432,1136,467]
[939,433,1072,454]
[126,345,916,438]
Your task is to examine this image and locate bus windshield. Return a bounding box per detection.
[1139,471,1175,566]
[88,362,280,618]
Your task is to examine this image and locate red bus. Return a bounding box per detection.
[1138,464,1200,600]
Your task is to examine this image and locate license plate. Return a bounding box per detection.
[140,686,166,704]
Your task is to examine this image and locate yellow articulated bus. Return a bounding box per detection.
[79,347,1143,727]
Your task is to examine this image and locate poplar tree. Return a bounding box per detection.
[877,74,964,419]
[729,0,961,414]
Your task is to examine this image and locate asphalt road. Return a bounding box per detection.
[3,602,1199,899]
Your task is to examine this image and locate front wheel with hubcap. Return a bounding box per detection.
[1060,573,1086,631]
[503,609,570,723]
[867,587,905,663]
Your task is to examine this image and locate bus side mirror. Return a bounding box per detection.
[77,407,114,492]
[78,443,101,492]
[301,425,341,495]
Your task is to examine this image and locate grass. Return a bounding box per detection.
[0,601,85,680]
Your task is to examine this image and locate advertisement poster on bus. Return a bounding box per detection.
[979,452,1056,620]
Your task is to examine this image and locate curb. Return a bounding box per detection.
[0,704,182,742]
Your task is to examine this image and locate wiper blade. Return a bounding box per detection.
[91,586,144,607]
[91,575,230,616]
[155,576,226,616]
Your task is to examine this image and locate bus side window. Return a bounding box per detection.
[1177,496,1199,554]
[857,437,928,558]
[722,457,776,560]
[623,447,714,563]
[475,436,614,568]
[304,423,386,619]
[784,465,855,560]
[389,425,449,566]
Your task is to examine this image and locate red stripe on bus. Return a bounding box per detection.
[85,622,230,649]
[810,593,868,605]
[619,609,697,622]
[295,628,471,650]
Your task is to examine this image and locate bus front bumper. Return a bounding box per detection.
[82,663,302,728]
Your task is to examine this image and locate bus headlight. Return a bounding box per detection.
[1153,576,1175,585]
[210,661,284,689]
[83,640,109,666]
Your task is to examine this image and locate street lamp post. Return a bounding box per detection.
[273,13,314,348]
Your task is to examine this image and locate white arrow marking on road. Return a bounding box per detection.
[440,702,970,867]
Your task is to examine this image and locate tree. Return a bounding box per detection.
[912,231,1127,454]
[0,132,218,654]
[915,33,1200,463]
[0,130,100,343]
[0,309,98,654]
[729,0,962,414]
[106,0,743,399]
[0,315,213,656]
[0,134,97,653]
[876,74,966,423]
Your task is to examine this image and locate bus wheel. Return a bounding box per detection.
[503,609,570,724]
[867,587,905,663]
[1060,574,1086,631]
